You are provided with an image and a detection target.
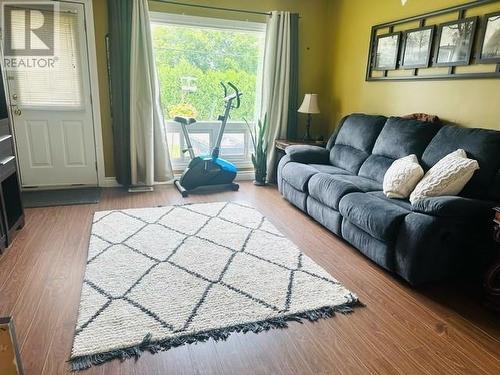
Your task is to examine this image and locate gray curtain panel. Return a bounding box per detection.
[261,11,292,182]
[107,0,133,186]
[130,0,174,186]
[287,13,299,140]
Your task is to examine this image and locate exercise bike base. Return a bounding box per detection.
[174,179,239,197]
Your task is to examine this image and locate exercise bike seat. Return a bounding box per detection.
[174,116,197,126]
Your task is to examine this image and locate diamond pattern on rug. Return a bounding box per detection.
[75,283,109,331]
[92,212,145,243]
[73,299,172,358]
[221,252,291,310]
[188,283,275,332]
[183,201,227,217]
[197,217,251,251]
[158,207,209,235]
[85,244,155,297]
[245,230,300,269]
[125,224,186,261]
[87,235,112,260]
[70,202,360,371]
[170,237,234,281]
[218,202,263,229]
[127,263,210,331]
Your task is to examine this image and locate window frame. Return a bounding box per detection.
[149,12,266,171]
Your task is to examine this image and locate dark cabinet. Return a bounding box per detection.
[0,63,24,254]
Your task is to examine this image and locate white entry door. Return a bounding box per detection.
[3,1,97,187]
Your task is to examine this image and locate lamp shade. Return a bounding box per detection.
[298,94,320,114]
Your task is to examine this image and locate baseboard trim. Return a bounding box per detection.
[101,170,255,188]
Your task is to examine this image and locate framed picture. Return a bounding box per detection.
[478,12,500,63]
[434,17,477,66]
[401,26,434,69]
[373,32,401,70]
[0,317,24,375]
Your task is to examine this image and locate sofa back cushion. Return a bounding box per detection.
[359,117,441,183]
[328,114,387,174]
[421,125,500,200]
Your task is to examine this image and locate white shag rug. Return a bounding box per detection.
[70,201,360,370]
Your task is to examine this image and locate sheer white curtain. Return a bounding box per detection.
[130,0,173,186]
[261,11,291,182]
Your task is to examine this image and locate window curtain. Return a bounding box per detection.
[130,0,173,186]
[287,13,299,140]
[107,0,132,186]
[261,11,297,182]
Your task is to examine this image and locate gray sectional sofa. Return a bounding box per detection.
[277,114,500,285]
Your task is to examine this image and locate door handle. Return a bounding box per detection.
[12,93,18,100]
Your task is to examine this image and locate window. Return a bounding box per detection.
[150,13,266,169]
[8,8,83,109]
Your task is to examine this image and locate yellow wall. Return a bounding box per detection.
[92,0,330,177]
[327,0,500,133]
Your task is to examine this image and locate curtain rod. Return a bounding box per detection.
[151,0,272,17]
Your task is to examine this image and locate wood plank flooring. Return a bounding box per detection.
[0,182,499,374]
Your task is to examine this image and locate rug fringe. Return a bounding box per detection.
[69,296,362,371]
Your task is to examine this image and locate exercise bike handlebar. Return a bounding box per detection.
[220,81,242,109]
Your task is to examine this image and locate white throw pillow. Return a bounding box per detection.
[383,154,424,199]
[409,149,479,204]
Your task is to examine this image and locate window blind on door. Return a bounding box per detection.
[9,8,84,109]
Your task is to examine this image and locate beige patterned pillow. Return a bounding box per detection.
[409,149,479,204]
[383,154,424,199]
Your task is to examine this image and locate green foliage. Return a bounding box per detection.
[246,114,268,183]
[152,24,263,121]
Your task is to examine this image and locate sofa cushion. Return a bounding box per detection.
[308,174,381,210]
[329,114,387,174]
[307,196,343,236]
[333,175,382,192]
[368,191,412,211]
[359,117,441,183]
[421,125,500,200]
[339,192,410,242]
[281,180,308,211]
[309,164,351,175]
[341,220,395,271]
[281,162,318,192]
[372,117,441,159]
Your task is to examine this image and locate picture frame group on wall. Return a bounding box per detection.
[366,0,500,80]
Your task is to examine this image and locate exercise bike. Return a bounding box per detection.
[174,82,242,197]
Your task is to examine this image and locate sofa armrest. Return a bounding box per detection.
[412,196,495,218]
[285,145,329,164]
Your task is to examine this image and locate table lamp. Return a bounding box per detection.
[298,94,320,141]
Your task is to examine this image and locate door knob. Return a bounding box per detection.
[10,104,21,116]
[12,93,18,100]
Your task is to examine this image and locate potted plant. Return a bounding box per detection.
[245,114,268,185]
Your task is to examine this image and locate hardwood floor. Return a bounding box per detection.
[0,182,499,374]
